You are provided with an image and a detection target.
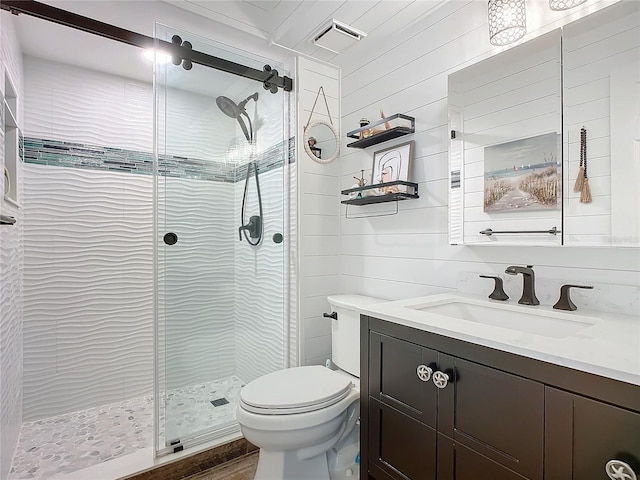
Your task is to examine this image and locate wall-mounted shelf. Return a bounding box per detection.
[341,181,419,205]
[346,114,415,149]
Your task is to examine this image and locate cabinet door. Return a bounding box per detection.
[369,398,437,480]
[546,387,640,480]
[437,355,544,480]
[437,434,530,480]
[369,332,438,427]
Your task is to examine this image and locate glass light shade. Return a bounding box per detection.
[549,0,588,10]
[488,0,527,46]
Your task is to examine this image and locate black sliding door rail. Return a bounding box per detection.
[0,0,293,92]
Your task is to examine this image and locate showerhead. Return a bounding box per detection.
[216,92,259,143]
[216,96,241,119]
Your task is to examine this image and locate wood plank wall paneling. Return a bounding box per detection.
[563,2,640,245]
[296,57,341,366]
[335,0,640,307]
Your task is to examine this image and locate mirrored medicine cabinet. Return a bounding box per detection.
[448,1,639,247]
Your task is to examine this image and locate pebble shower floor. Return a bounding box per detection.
[8,376,244,479]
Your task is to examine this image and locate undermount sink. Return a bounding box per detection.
[406,300,595,338]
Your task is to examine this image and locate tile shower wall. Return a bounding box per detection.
[0,12,24,480]
[335,1,639,304]
[22,55,294,420]
[159,176,235,392]
[24,57,233,159]
[22,164,154,420]
[234,166,286,384]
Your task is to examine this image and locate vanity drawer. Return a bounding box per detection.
[368,397,437,480]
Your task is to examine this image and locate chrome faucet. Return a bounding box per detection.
[505,265,540,305]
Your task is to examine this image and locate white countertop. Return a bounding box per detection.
[359,293,640,387]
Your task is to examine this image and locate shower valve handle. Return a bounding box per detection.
[239,215,262,241]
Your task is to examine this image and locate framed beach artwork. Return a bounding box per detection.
[483,133,561,213]
[371,141,414,193]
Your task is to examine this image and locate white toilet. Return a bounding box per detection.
[236,295,382,480]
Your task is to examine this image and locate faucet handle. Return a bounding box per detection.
[553,284,594,311]
[479,275,509,301]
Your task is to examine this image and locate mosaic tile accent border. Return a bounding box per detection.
[23,137,295,183]
[19,132,24,163]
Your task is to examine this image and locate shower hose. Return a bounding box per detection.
[240,160,263,246]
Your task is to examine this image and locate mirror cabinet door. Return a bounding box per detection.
[449,30,562,246]
[562,1,640,247]
[448,2,640,248]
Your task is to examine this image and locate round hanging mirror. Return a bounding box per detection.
[304,120,340,164]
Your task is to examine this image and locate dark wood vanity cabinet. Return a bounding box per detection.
[361,316,640,480]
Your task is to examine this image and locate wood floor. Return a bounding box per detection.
[182,452,258,480]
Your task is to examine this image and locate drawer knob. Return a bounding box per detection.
[416,365,433,382]
[606,460,637,480]
[433,371,450,389]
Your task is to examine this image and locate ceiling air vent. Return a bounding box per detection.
[312,19,367,54]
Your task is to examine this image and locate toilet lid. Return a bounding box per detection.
[240,366,353,414]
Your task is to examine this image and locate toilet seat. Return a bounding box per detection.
[240,366,353,415]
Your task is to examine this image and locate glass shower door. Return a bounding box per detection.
[154,25,288,453]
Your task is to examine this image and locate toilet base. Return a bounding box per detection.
[254,449,331,480]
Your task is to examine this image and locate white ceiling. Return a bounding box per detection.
[7,0,449,94]
[163,0,449,63]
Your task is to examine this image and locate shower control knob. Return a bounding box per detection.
[273,233,283,244]
[416,365,433,382]
[163,232,178,245]
[432,371,450,389]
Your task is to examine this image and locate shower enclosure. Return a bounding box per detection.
[7,3,291,475]
[154,26,290,455]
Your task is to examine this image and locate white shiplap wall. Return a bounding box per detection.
[296,57,341,366]
[563,1,640,246]
[0,12,24,480]
[336,1,639,307]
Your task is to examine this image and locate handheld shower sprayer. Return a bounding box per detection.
[215,92,259,143]
[216,92,263,246]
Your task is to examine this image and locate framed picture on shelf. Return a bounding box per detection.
[371,140,414,193]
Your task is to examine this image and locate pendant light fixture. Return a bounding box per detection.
[549,0,588,10]
[488,0,527,46]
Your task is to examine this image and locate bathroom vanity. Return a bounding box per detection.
[358,295,640,480]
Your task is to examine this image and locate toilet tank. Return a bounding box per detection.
[327,295,383,378]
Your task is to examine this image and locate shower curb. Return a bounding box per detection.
[122,438,257,480]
